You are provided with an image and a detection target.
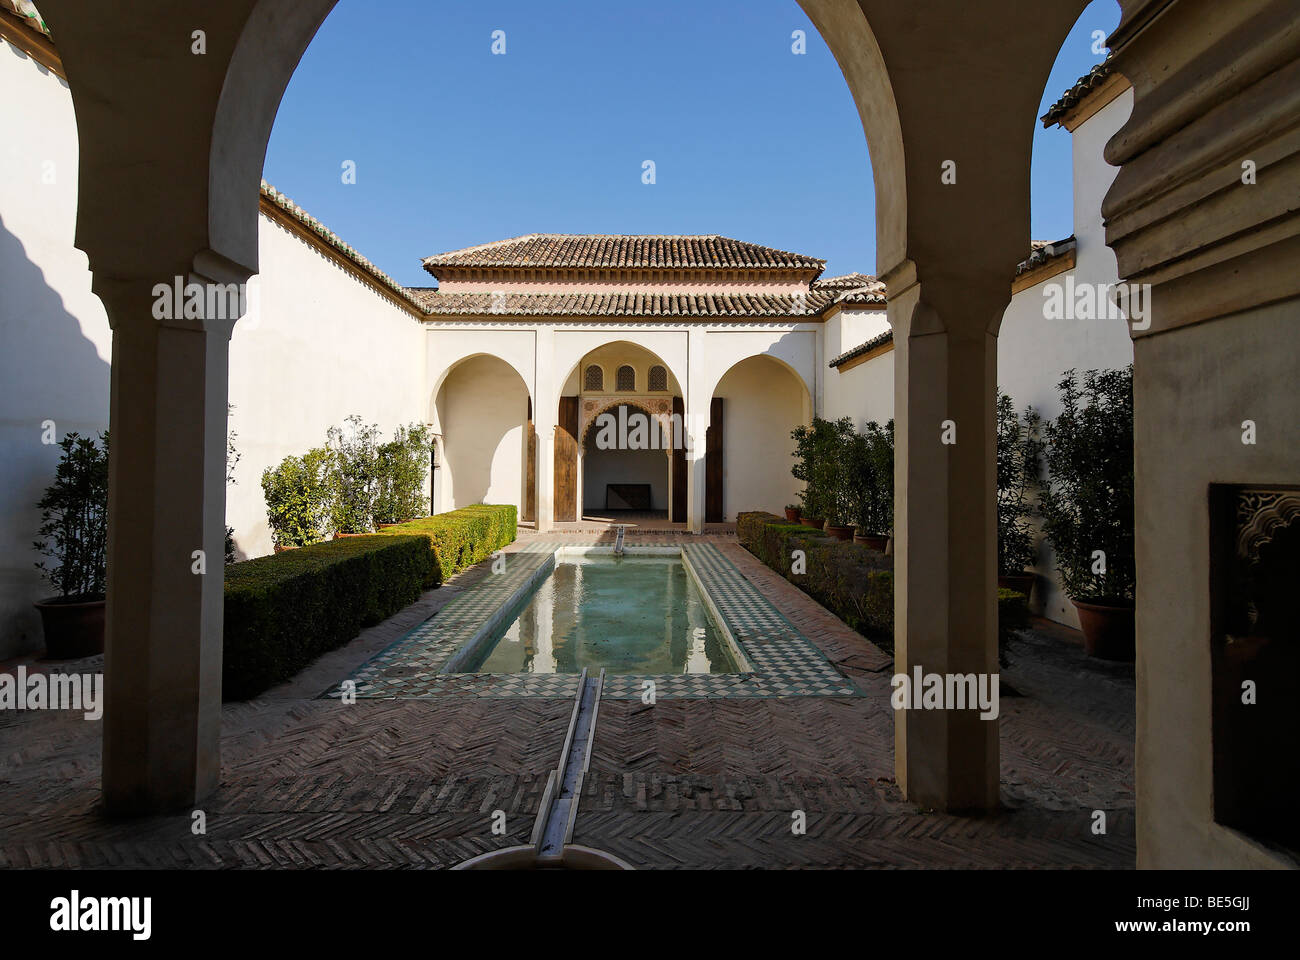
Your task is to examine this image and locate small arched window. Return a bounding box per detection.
[648,365,668,392]
[616,365,636,391]
[584,365,604,391]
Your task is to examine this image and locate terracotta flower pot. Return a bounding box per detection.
[783,507,801,522]
[273,543,299,554]
[333,531,370,539]
[825,524,854,541]
[854,533,890,551]
[1071,598,1136,661]
[376,522,401,530]
[34,597,105,659]
[998,572,1036,601]
[802,516,824,530]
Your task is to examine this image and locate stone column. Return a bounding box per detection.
[684,328,709,533]
[533,328,556,532]
[1103,0,1300,868]
[99,268,241,815]
[888,265,1002,812]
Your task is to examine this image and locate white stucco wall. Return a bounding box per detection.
[225,219,428,559]
[822,303,893,430]
[999,89,1135,425]
[712,355,808,519]
[0,35,431,653]
[824,350,894,430]
[997,88,1136,626]
[434,354,528,512]
[0,42,112,657]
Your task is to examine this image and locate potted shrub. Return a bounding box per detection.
[1037,366,1136,660]
[853,419,893,550]
[783,504,801,522]
[820,418,857,540]
[996,392,1043,599]
[327,415,381,537]
[374,422,433,528]
[261,446,331,549]
[32,431,109,659]
[791,421,824,528]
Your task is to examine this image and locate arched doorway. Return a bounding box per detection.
[709,355,812,522]
[581,401,671,521]
[432,354,533,518]
[553,342,684,525]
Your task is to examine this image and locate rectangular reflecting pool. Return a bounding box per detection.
[464,553,742,675]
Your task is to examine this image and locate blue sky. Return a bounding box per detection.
[264,0,1120,286]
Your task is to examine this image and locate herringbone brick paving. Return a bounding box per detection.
[0,532,1135,868]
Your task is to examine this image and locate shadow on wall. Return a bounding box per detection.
[0,214,111,658]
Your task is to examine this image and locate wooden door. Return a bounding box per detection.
[671,396,686,522]
[554,396,579,522]
[705,396,723,523]
[523,401,537,523]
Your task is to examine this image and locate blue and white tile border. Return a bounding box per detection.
[321,542,860,700]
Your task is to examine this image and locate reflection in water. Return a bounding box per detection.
[473,556,738,674]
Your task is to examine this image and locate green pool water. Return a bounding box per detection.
[469,555,740,675]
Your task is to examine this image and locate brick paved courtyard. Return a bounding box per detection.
[0,532,1134,869]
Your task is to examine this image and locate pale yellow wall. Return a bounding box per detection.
[712,355,808,519]
[1136,298,1300,869]
[825,349,894,430]
[435,355,529,512]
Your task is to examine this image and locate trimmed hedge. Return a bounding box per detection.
[222,505,518,700]
[223,534,427,700]
[737,511,1029,657]
[377,503,517,586]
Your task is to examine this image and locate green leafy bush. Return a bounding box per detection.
[33,431,109,601]
[327,415,382,534]
[998,588,1030,665]
[223,533,428,700]
[738,510,893,644]
[1036,366,1135,602]
[261,447,332,548]
[374,423,434,525]
[378,504,517,586]
[739,511,1029,657]
[792,417,893,532]
[996,392,1043,575]
[855,419,894,536]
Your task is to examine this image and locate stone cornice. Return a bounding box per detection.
[1102,0,1300,335]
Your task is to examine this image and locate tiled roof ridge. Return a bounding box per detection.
[1016,235,1077,276]
[829,329,894,368]
[5,1,49,37]
[259,179,430,315]
[1041,57,1116,127]
[422,234,827,271]
[411,289,847,319]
